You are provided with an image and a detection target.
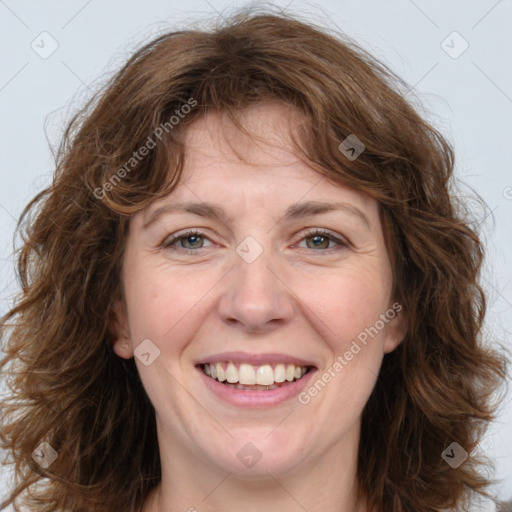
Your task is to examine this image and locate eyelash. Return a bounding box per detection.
[161,228,350,254]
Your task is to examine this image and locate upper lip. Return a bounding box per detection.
[196,351,317,368]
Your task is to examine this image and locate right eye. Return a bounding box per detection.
[162,230,214,252]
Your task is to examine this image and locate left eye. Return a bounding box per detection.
[297,229,349,250]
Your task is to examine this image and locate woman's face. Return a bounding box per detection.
[112,103,406,480]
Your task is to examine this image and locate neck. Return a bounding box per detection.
[143,420,367,512]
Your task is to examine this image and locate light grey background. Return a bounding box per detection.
[1,0,511,506]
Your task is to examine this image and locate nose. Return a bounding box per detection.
[217,246,295,334]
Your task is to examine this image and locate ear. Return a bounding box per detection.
[383,301,407,354]
[109,299,133,359]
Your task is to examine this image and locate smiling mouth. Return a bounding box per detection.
[198,362,315,391]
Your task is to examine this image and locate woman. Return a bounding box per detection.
[0,8,507,512]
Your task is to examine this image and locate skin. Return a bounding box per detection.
[111,102,407,512]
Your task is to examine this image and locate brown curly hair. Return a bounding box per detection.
[1,7,508,512]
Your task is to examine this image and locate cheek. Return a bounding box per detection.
[294,269,390,424]
[294,261,392,349]
[122,263,217,343]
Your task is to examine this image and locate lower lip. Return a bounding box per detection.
[196,366,317,408]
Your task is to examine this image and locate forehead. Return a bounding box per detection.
[183,102,304,169]
[174,103,377,217]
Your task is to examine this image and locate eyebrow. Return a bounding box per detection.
[142,200,371,230]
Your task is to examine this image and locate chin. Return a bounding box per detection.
[200,429,309,478]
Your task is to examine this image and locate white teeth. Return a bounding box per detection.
[225,362,237,383]
[216,362,226,382]
[239,364,256,385]
[203,362,310,386]
[274,364,286,383]
[256,364,274,385]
